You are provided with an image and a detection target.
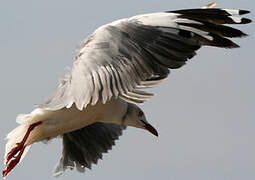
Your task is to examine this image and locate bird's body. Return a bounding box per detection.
[14,98,127,147]
[3,3,251,178]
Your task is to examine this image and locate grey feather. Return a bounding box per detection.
[39,9,250,110]
[54,122,126,176]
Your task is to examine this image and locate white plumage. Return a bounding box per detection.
[3,3,251,178]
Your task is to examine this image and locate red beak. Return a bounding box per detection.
[141,120,158,137]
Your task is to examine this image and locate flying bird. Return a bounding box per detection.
[3,3,251,178]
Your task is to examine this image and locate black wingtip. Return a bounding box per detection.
[239,10,250,15]
[241,33,248,37]
[241,18,252,24]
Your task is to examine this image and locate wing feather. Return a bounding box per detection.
[54,122,126,176]
[39,8,250,110]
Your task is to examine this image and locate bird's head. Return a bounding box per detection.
[122,104,158,137]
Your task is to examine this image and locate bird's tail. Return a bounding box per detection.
[5,114,31,161]
[3,113,42,178]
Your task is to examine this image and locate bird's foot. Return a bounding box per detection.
[2,121,42,178]
[3,144,26,178]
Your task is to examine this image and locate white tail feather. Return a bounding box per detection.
[3,110,46,177]
[4,114,32,165]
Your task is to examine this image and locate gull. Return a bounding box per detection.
[3,3,251,178]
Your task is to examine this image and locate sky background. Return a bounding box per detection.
[0,0,254,180]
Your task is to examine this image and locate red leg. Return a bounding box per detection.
[3,145,25,178]
[3,121,42,178]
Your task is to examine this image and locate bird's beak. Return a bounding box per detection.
[141,120,158,137]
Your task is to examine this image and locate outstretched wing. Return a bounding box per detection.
[40,8,251,111]
[54,122,126,176]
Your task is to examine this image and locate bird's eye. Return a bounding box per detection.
[138,111,144,117]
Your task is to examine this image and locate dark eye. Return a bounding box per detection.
[138,111,144,117]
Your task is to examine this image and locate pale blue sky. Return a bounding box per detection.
[0,1,254,180]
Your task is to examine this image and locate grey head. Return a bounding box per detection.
[122,103,158,137]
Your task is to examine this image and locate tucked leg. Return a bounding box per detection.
[3,121,42,178]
